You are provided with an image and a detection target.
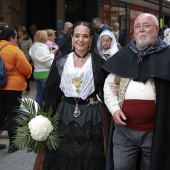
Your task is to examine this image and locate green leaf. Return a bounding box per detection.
[13,98,62,153]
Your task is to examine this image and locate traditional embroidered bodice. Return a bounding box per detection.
[60,52,95,100]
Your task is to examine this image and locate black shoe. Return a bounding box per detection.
[8,145,19,153]
[0,143,6,150]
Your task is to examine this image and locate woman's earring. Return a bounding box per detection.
[72,40,74,51]
[88,41,91,51]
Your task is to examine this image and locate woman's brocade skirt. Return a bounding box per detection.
[42,98,105,170]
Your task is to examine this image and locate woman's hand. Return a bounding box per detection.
[109,83,120,95]
[52,49,57,55]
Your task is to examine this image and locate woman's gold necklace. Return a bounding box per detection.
[72,77,82,117]
[72,51,88,117]
[74,50,89,64]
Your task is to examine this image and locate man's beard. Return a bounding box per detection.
[134,33,155,49]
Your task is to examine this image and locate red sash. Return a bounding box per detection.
[122,99,155,131]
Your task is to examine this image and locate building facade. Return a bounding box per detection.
[0,0,170,44]
[110,0,170,43]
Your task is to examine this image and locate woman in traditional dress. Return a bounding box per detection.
[34,21,111,170]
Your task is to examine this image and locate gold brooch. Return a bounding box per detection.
[72,77,82,93]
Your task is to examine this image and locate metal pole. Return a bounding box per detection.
[159,0,163,28]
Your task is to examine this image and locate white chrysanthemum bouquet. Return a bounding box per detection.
[13,98,62,153]
[28,115,53,141]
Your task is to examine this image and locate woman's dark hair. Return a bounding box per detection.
[72,21,94,36]
[57,21,100,57]
[0,27,17,41]
[71,21,97,51]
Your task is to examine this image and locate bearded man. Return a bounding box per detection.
[102,13,170,170]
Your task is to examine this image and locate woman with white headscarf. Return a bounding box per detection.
[97,30,119,60]
[163,28,170,45]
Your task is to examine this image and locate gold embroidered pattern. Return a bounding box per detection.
[72,77,82,93]
[89,98,95,105]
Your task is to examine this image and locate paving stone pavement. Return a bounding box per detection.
[0,80,37,170]
[0,143,36,170]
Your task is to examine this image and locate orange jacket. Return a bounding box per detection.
[0,40,32,91]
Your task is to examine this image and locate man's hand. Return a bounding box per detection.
[113,110,126,125]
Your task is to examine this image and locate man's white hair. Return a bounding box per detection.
[64,22,73,28]
[113,22,119,27]
[135,13,159,26]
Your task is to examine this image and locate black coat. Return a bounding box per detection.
[102,46,170,170]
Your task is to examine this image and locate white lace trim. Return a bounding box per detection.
[60,52,95,100]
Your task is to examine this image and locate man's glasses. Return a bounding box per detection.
[134,24,157,30]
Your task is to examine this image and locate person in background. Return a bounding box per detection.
[33,21,111,170]
[0,17,6,22]
[163,24,168,31]
[55,22,73,47]
[97,30,119,60]
[165,31,170,45]
[17,26,33,95]
[163,27,170,45]
[113,22,125,47]
[29,24,38,41]
[103,13,170,170]
[92,17,111,35]
[46,29,58,51]
[158,27,164,40]
[0,21,8,150]
[0,22,8,32]
[113,31,122,49]
[29,30,57,106]
[0,27,32,153]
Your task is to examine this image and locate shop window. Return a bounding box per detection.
[111,1,126,32]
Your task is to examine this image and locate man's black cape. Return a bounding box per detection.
[102,46,170,170]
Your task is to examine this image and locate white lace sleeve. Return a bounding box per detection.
[104,73,121,116]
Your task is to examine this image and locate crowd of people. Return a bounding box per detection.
[0,12,170,170]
